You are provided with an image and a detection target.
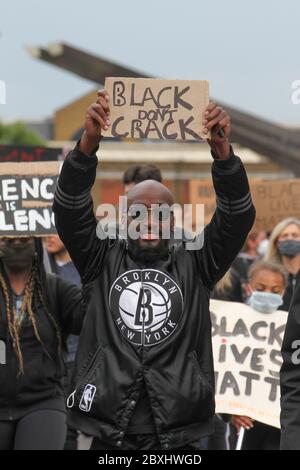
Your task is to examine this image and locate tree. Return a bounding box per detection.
[0,121,46,146]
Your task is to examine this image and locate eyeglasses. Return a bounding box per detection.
[127,205,173,222]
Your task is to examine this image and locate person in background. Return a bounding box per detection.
[0,237,83,450]
[231,260,288,450]
[123,164,162,194]
[231,231,267,300]
[212,269,243,303]
[44,234,81,450]
[264,218,300,311]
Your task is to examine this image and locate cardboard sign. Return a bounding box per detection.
[189,179,216,226]
[251,179,300,231]
[210,299,286,428]
[0,145,64,162]
[0,162,60,236]
[190,178,300,232]
[103,78,209,141]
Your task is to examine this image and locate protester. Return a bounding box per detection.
[45,234,81,450]
[212,269,243,303]
[230,260,288,450]
[122,164,190,246]
[53,90,255,450]
[233,231,267,280]
[280,275,300,449]
[97,165,163,240]
[0,237,84,450]
[264,218,300,311]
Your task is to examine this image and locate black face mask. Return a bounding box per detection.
[278,239,300,258]
[0,243,35,270]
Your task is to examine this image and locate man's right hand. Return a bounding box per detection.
[79,90,110,156]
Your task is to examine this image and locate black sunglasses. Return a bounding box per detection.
[127,205,173,222]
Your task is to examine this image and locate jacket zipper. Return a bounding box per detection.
[140,272,146,361]
[141,295,145,361]
[66,344,103,408]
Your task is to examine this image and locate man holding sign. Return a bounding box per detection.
[53,84,255,450]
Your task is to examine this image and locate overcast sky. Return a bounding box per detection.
[1,0,300,125]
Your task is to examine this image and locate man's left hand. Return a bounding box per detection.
[203,102,231,159]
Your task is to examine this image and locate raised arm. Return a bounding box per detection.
[53,91,115,283]
[192,103,256,290]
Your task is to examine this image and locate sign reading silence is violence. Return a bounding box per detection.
[0,162,60,236]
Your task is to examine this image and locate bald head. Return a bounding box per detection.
[127,179,174,207]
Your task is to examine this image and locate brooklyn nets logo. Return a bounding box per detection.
[109,269,183,346]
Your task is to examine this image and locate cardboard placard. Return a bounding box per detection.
[251,179,300,231]
[189,179,216,226]
[0,162,60,236]
[210,299,286,428]
[102,78,209,141]
[0,145,64,162]
[190,178,300,232]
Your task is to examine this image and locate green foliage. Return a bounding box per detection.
[0,121,46,145]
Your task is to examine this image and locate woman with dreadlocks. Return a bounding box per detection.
[0,236,84,450]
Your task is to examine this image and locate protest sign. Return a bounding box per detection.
[189,179,215,226]
[250,179,300,231]
[210,299,287,428]
[0,145,64,162]
[190,178,300,232]
[103,77,209,141]
[0,161,60,236]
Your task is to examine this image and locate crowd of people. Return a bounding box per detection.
[0,90,300,450]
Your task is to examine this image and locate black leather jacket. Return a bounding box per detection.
[53,144,255,449]
[280,274,300,449]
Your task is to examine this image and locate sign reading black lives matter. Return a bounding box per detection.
[102,78,209,141]
[210,299,287,428]
[0,162,60,236]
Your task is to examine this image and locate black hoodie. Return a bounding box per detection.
[0,239,84,420]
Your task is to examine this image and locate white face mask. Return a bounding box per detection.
[248,291,283,314]
[257,239,269,257]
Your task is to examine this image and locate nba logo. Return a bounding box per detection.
[110,269,183,346]
[79,384,96,412]
[0,81,6,105]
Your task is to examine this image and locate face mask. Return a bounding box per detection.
[278,239,300,258]
[257,239,269,257]
[249,291,283,314]
[0,243,35,269]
